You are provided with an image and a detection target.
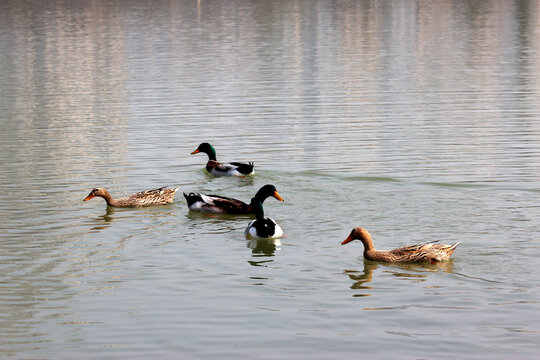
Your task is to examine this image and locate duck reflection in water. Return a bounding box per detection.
[247,238,281,266]
[90,207,115,231]
[344,262,378,296]
[344,260,455,297]
[247,237,281,256]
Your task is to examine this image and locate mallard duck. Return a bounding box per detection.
[183,184,283,214]
[191,142,254,177]
[83,186,181,207]
[341,227,460,263]
[244,185,284,239]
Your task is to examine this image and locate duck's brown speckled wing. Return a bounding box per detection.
[389,242,430,255]
[389,242,460,262]
[124,187,179,206]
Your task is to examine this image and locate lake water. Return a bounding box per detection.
[1,0,540,359]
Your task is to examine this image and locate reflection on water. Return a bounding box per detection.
[247,259,274,267]
[388,260,456,275]
[89,207,116,231]
[345,260,456,297]
[0,242,74,357]
[247,238,282,257]
[345,262,377,297]
[186,211,254,222]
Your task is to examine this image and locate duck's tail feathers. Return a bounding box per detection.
[446,242,461,256]
[183,192,203,206]
[236,162,254,175]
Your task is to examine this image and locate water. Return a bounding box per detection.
[1,0,540,358]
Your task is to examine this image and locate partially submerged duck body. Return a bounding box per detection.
[183,193,250,214]
[191,142,254,177]
[342,227,460,263]
[84,186,181,207]
[244,185,284,239]
[245,217,284,239]
[183,184,282,215]
[205,160,254,177]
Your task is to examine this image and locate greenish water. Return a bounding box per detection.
[1,1,540,359]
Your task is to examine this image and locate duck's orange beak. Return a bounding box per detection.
[341,235,354,245]
[273,191,284,202]
[191,149,199,155]
[83,194,95,201]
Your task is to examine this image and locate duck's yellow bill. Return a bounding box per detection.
[83,194,95,201]
[191,149,200,155]
[273,191,284,201]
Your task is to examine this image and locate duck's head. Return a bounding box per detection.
[83,188,108,201]
[191,143,217,160]
[250,185,283,220]
[253,184,284,203]
[342,227,372,245]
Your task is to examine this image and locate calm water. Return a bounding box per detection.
[1,0,540,358]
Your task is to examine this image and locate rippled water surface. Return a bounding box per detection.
[1,1,540,359]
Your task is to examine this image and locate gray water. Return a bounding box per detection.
[1,1,540,359]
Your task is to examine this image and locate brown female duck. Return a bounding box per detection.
[341,227,460,263]
[83,186,181,207]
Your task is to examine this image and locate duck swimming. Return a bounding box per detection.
[341,227,460,263]
[83,186,181,207]
[184,184,282,214]
[191,142,254,177]
[244,185,284,239]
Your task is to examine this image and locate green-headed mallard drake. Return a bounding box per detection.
[183,184,282,215]
[341,227,460,263]
[244,185,284,239]
[191,142,254,177]
[83,186,181,207]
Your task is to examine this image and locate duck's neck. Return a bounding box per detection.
[252,190,270,204]
[99,190,117,207]
[359,237,389,261]
[204,145,217,161]
[250,200,265,220]
[360,236,376,252]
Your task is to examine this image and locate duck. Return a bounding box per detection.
[183,184,282,214]
[341,227,460,263]
[83,186,181,207]
[191,142,254,177]
[244,185,284,239]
